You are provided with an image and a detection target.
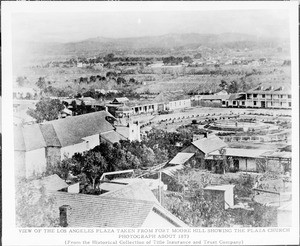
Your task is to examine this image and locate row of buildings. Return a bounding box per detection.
[195,83,292,109]
[13,83,292,126]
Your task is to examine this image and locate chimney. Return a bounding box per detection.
[59,205,71,227]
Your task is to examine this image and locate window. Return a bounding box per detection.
[288,95,291,99]
[253,94,257,98]
[242,101,245,105]
[289,102,291,107]
[254,101,257,106]
[262,94,265,98]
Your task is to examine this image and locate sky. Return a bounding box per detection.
[11,9,290,43]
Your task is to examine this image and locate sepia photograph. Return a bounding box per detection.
[2,1,299,245]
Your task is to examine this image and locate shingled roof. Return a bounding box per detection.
[51,191,155,227]
[44,111,115,147]
[192,135,227,155]
[14,111,117,151]
[50,189,187,227]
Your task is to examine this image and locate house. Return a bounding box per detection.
[244,84,291,109]
[182,134,227,168]
[203,184,235,209]
[192,94,230,107]
[14,111,129,178]
[51,181,188,227]
[225,93,247,108]
[153,91,191,111]
[207,148,272,172]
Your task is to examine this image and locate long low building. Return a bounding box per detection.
[207,148,291,173]
[222,84,292,109]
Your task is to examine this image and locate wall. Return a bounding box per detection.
[238,158,257,172]
[168,99,191,110]
[224,187,234,208]
[14,151,26,178]
[46,147,61,167]
[129,122,141,141]
[25,148,47,178]
[61,134,100,159]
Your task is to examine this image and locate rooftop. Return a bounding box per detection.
[14,111,117,151]
[191,135,227,155]
[208,148,272,159]
[246,83,291,95]
[169,153,195,165]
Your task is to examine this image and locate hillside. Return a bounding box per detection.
[14,32,286,63]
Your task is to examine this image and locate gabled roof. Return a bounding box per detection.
[51,191,155,227]
[40,124,61,147]
[112,97,129,103]
[169,153,195,165]
[15,111,117,151]
[192,135,227,155]
[101,180,159,203]
[50,184,188,227]
[42,111,115,147]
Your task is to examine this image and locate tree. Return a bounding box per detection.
[183,56,193,64]
[82,151,107,191]
[104,53,115,62]
[116,77,126,85]
[36,77,47,90]
[219,80,228,90]
[164,169,230,227]
[227,80,239,93]
[27,98,65,123]
[194,53,202,59]
[15,179,59,227]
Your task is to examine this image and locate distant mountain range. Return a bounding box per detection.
[15,32,287,60]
